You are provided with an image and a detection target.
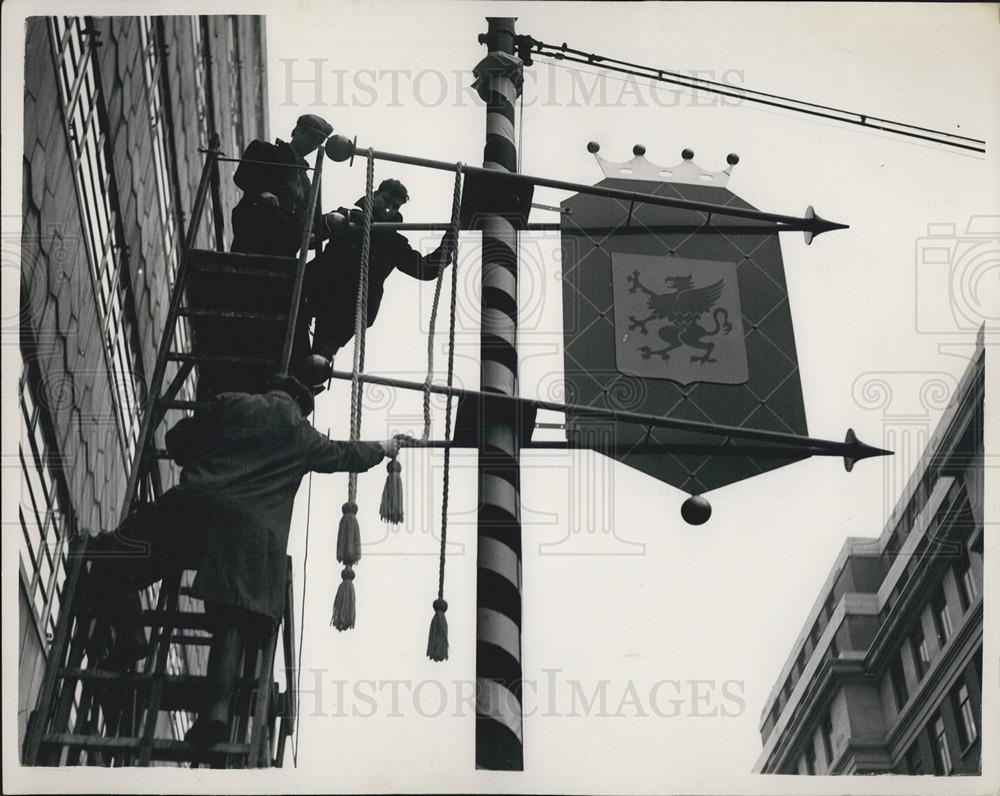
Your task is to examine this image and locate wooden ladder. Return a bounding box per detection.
[22,134,322,768]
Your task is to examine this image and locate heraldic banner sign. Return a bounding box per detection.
[560,146,809,494]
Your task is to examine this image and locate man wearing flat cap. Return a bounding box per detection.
[231,114,333,256]
[89,375,409,746]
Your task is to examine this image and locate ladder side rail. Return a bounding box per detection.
[278,146,325,373]
[65,681,100,766]
[209,143,226,252]
[118,140,220,527]
[45,609,94,766]
[149,361,196,436]
[280,556,296,737]
[23,536,90,764]
[136,571,183,766]
[249,628,280,767]
[229,632,260,765]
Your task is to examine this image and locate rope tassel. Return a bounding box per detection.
[337,502,361,564]
[424,164,462,663]
[332,148,375,631]
[379,459,404,524]
[426,599,449,661]
[331,567,356,631]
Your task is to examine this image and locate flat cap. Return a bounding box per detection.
[296,113,333,136]
[262,373,315,416]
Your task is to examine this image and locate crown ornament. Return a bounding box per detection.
[587,142,739,188]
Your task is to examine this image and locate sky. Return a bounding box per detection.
[3,2,999,794]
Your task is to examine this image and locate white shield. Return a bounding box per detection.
[612,252,749,385]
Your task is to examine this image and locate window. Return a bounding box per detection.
[905,739,924,774]
[139,16,194,399]
[931,714,952,774]
[910,625,930,679]
[50,16,143,461]
[820,715,834,769]
[803,744,816,775]
[932,588,952,648]
[226,17,244,157]
[19,361,73,647]
[823,595,835,622]
[190,15,217,248]
[955,547,977,611]
[139,18,180,281]
[190,16,212,147]
[889,654,909,711]
[953,682,978,748]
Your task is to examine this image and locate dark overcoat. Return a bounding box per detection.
[156,390,384,626]
[305,205,451,355]
[231,138,320,256]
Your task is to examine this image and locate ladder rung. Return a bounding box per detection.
[62,668,255,688]
[42,733,251,761]
[167,352,278,366]
[179,307,287,322]
[157,400,207,413]
[191,264,294,279]
[171,633,212,646]
[60,669,260,711]
[188,248,297,279]
[142,609,215,631]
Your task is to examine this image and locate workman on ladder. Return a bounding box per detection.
[214,114,333,393]
[299,178,457,382]
[90,374,408,746]
[231,113,332,256]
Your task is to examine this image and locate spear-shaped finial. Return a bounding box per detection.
[803,205,851,245]
[842,428,893,472]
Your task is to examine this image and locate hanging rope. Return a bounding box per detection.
[378,162,464,523]
[426,164,463,661]
[331,149,376,632]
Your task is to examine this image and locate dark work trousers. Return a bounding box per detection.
[88,498,271,641]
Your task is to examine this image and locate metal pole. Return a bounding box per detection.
[373,221,818,234]
[318,368,890,464]
[279,145,325,372]
[335,146,848,237]
[475,17,525,771]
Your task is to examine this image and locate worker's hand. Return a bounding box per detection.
[382,434,416,458]
[258,191,279,208]
[440,228,458,262]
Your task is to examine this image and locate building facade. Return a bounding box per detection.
[755,336,984,775]
[18,14,268,755]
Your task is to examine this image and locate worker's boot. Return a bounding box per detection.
[96,589,151,669]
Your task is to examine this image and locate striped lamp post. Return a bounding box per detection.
[473,16,525,771]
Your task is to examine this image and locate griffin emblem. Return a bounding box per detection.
[627,271,734,364]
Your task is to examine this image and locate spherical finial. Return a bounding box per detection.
[325,135,356,162]
[726,152,740,166]
[587,141,601,154]
[681,148,695,161]
[681,494,712,525]
[633,144,646,156]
